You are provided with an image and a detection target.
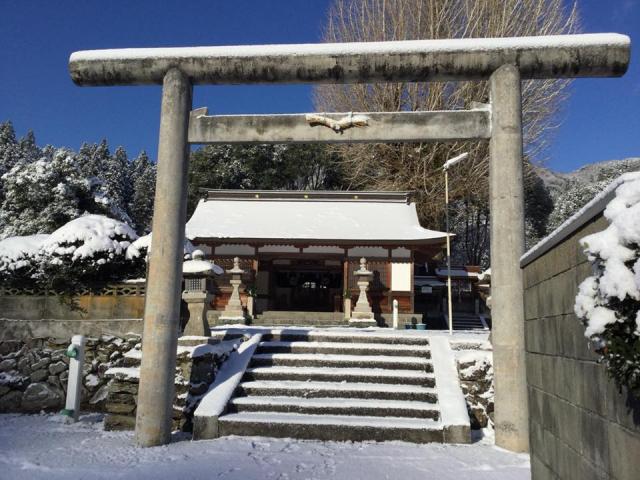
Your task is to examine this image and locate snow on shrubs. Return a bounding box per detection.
[574,172,640,395]
[0,213,204,294]
[0,234,48,287]
[39,215,139,292]
[126,232,196,261]
[0,214,140,292]
[41,215,137,263]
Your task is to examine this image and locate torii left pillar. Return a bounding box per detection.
[135,68,192,447]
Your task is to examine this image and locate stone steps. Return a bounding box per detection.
[250,352,433,371]
[236,380,438,402]
[229,395,440,419]
[451,314,487,331]
[218,411,445,443]
[251,311,349,328]
[243,365,435,386]
[200,327,470,444]
[257,340,431,357]
[260,331,431,345]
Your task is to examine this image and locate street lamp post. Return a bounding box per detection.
[443,152,469,335]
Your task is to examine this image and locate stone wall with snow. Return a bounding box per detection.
[521,174,640,480]
[102,337,238,432]
[0,333,237,431]
[0,334,139,413]
[451,340,494,430]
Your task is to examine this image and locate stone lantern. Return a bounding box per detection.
[219,256,247,324]
[350,257,376,326]
[182,250,223,337]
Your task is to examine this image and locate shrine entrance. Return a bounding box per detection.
[68,32,630,450]
[270,259,342,312]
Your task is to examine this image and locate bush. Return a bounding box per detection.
[574,173,640,397]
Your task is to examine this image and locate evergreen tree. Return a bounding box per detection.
[98,145,133,223]
[128,151,156,234]
[18,130,41,164]
[0,148,102,238]
[0,122,23,192]
[186,144,345,216]
[77,139,111,179]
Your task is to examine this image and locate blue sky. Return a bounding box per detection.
[0,0,638,173]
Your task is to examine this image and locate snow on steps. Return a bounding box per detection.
[229,395,440,419]
[236,380,438,402]
[257,340,431,357]
[194,328,470,444]
[218,411,446,443]
[211,327,432,345]
[250,352,433,370]
[243,365,435,386]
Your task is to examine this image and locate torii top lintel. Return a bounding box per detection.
[69,33,630,87]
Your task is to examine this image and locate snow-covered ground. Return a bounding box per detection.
[0,414,530,480]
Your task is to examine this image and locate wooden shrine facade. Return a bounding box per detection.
[186,189,448,316]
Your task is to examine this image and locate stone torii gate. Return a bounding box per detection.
[69,33,630,451]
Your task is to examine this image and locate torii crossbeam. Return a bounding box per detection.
[69,33,630,452]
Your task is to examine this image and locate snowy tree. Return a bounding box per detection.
[0,122,23,200]
[96,146,133,223]
[187,144,345,216]
[574,173,640,396]
[0,148,103,238]
[547,159,640,233]
[38,214,138,293]
[0,234,48,288]
[128,151,156,234]
[17,130,41,164]
[77,139,111,179]
[547,180,607,232]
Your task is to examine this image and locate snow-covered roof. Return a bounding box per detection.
[186,190,447,245]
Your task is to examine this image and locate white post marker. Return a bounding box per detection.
[443,152,469,335]
[392,299,399,329]
[61,335,86,422]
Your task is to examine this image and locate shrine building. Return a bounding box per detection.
[186,189,450,325]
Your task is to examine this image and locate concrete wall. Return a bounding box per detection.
[0,294,145,321]
[0,318,143,341]
[522,213,640,480]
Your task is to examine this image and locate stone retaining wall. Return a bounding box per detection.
[522,210,640,479]
[0,332,236,434]
[451,339,494,430]
[103,339,236,432]
[0,334,139,413]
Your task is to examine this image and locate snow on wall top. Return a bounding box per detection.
[70,33,629,62]
[185,197,447,244]
[521,172,640,267]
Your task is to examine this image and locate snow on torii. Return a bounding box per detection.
[68,33,631,450]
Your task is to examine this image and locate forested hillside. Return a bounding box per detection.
[538,157,640,232]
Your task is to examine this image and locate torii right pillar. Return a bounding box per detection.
[490,64,529,452]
